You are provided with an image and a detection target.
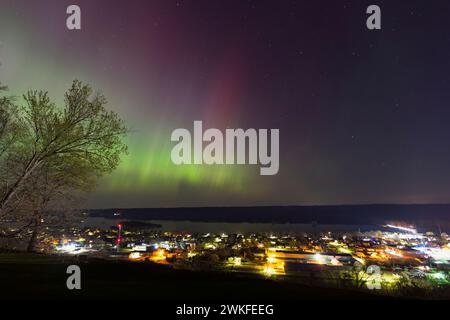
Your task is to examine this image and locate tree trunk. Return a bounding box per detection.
[27,214,40,252]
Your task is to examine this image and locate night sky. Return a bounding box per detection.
[1,0,450,208]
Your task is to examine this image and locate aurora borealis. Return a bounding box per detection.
[2,0,450,208]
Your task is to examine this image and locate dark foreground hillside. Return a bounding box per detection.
[0,253,380,300]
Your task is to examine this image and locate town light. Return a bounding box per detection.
[314,253,325,264]
[129,252,142,260]
[263,266,274,277]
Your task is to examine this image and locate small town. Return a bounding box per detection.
[6,220,448,298]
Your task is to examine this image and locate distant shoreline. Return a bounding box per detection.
[87,204,450,230]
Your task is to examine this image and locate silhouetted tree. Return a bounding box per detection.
[0,80,128,250]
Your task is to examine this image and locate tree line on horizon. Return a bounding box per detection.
[0,80,128,251]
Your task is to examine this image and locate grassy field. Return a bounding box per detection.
[0,253,382,300]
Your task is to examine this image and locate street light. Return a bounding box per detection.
[116,223,122,251]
